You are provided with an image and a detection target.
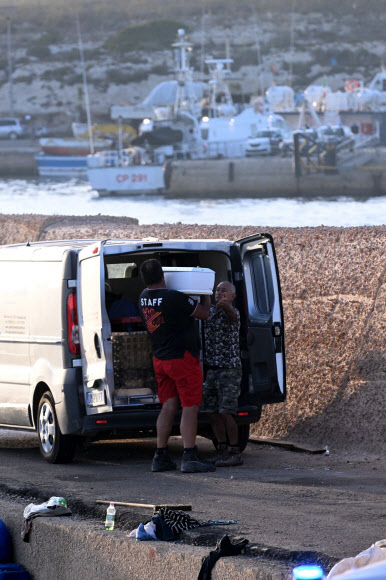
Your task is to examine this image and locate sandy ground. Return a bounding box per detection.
[0,214,385,459]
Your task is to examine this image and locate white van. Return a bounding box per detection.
[0,118,25,139]
[0,235,286,463]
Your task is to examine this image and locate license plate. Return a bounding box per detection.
[86,390,105,406]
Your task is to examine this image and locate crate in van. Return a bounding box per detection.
[0,234,286,463]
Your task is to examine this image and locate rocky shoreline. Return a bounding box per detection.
[1,213,385,457]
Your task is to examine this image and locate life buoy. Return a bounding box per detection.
[345,78,360,92]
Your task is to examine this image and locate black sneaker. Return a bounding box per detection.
[215,446,243,467]
[152,452,177,472]
[181,447,216,473]
[208,443,228,464]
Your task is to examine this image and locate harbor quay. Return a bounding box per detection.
[1,140,386,196]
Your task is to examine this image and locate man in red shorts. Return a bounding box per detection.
[139,259,215,473]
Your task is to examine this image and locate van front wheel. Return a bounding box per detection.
[37,392,77,464]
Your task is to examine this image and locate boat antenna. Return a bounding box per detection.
[225,30,231,72]
[76,15,94,155]
[200,7,207,80]
[6,17,15,117]
[288,3,295,87]
[252,8,263,96]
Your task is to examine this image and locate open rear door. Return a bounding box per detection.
[77,241,114,415]
[236,233,286,404]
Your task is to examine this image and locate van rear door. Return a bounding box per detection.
[77,241,114,415]
[235,233,286,404]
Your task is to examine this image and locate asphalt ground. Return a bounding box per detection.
[0,430,384,578]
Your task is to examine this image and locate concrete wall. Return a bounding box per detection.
[167,158,385,197]
[0,142,39,176]
[0,498,283,580]
[0,215,384,456]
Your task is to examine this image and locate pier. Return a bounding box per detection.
[0,139,39,176]
[0,139,386,197]
[167,148,386,197]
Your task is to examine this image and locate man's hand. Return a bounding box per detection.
[216,299,237,320]
[192,294,211,320]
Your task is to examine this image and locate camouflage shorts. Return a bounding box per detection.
[201,368,242,415]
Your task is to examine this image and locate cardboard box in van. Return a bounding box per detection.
[0,234,286,463]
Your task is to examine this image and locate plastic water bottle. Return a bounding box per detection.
[104,502,116,531]
[292,565,326,579]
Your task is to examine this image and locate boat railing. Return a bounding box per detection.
[87,149,135,168]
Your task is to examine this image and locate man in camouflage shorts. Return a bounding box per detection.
[201,281,243,467]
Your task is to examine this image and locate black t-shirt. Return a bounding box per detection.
[139,288,199,360]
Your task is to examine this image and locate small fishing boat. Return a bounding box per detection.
[35,153,88,178]
[35,137,112,178]
[38,137,112,157]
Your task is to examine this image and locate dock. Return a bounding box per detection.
[0,139,39,176]
[167,147,386,197]
[0,139,386,198]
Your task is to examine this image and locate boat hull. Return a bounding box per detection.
[87,165,165,195]
[35,154,87,178]
[39,137,112,156]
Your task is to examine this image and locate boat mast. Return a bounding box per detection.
[205,58,234,118]
[172,29,195,116]
[76,15,94,154]
[200,9,207,80]
[288,3,295,87]
[252,10,263,97]
[7,17,15,117]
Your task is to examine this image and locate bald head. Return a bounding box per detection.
[215,281,236,304]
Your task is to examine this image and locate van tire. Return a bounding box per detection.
[212,424,250,453]
[37,391,77,464]
[8,131,18,140]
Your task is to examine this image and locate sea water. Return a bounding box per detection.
[0,178,385,227]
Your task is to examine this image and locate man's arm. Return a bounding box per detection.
[191,294,211,320]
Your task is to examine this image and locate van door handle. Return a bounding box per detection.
[94,333,101,358]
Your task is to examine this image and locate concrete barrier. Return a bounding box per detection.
[0,141,39,176]
[167,157,386,197]
[0,498,288,580]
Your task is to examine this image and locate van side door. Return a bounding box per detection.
[0,260,31,426]
[235,233,286,404]
[77,242,114,415]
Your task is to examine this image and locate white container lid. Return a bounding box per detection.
[163,267,212,273]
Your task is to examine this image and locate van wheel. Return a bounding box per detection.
[37,392,77,464]
[8,131,18,140]
[212,424,250,453]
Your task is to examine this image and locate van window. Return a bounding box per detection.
[249,254,274,315]
[106,262,138,279]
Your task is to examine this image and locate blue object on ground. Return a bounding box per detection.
[0,563,31,578]
[0,521,12,563]
[136,523,158,541]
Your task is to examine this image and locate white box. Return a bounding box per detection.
[163,267,215,295]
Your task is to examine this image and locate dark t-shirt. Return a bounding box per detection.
[138,288,199,360]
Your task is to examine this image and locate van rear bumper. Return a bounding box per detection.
[82,408,161,434]
[81,405,261,436]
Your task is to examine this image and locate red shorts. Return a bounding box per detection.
[153,351,203,408]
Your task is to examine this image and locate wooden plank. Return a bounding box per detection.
[96,500,192,512]
[248,437,329,454]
